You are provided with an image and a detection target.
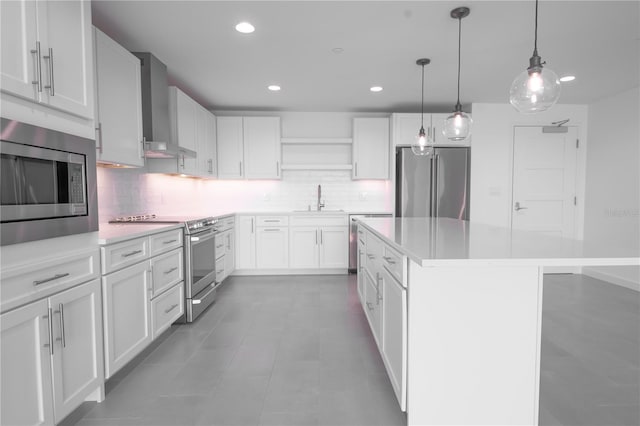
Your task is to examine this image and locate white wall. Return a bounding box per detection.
[469,103,588,239]
[97,111,392,221]
[582,87,640,291]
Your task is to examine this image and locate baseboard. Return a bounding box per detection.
[583,267,640,292]
[232,268,348,276]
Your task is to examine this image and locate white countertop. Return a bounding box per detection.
[357,217,640,267]
[98,223,184,245]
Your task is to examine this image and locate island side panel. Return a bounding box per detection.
[406,262,543,426]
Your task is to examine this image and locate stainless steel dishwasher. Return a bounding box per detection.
[348,213,392,272]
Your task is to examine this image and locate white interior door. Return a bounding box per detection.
[512,126,578,272]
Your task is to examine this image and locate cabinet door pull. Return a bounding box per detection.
[164,303,179,314]
[366,253,374,260]
[180,154,185,169]
[239,161,243,176]
[30,42,42,92]
[164,266,178,275]
[33,272,69,286]
[382,256,396,265]
[216,243,225,248]
[122,249,143,258]
[163,239,178,245]
[251,218,254,233]
[375,273,383,304]
[43,48,55,96]
[263,228,280,232]
[208,159,213,173]
[320,229,323,244]
[96,123,103,154]
[366,302,374,311]
[315,230,318,245]
[43,310,53,355]
[355,162,358,177]
[55,303,66,348]
[141,136,146,159]
[264,219,280,223]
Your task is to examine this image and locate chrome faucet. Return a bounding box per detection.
[317,184,325,211]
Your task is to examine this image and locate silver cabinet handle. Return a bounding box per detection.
[164,303,179,314]
[251,217,254,233]
[141,136,146,159]
[355,162,358,177]
[180,154,185,169]
[366,302,374,311]
[239,161,243,176]
[208,159,213,173]
[95,123,103,154]
[320,229,323,244]
[375,273,383,304]
[216,269,224,274]
[43,309,53,355]
[43,47,55,96]
[164,267,178,275]
[382,256,396,265]
[366,253,374,259]
[163,239,178,245]
[276,161,279,177]
[54,303,66,348]
[30,41,42,92]
[122,249,143,258]
[264,219,280,223]
[33,273,69,286]
[216,243,225,249]
[263,229,280,232]
[514,202,528,211]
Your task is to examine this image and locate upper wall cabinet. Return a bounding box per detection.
[93,27,144,167]
[147,86,217,178]
[216,116,281,180]
[391,113,471,147]
[352,117,390,180]
[0,0,94,119]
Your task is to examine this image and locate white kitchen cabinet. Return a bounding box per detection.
[49,279,104,422]
[256,227,289,269]
[236,215,256,269]
[93,26,144,167]
[200,108,217,177]
[0,279,104,425]
[223,229,235,280]
[0,0,94,119]
[352,117,389,179]
[318,226,349,268]
[151,282,184,339]
[391,113,470,147]
[216,116,244,179]
[102,260,152,379]
[216,116,281,179]
[1,299,55,426]
[170,86,198,175]
[289,226,319,268]
[243,116,281,179]
[356,227,366,305]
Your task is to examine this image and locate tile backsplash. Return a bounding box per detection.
[97,167,392,221]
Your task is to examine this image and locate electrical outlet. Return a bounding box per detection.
[359,192,367,200]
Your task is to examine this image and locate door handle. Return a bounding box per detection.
[514,202,528,211]
[43,48,55,96]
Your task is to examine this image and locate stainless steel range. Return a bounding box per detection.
[110,214,221,322]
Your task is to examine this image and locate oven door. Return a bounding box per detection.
[185,227,218,299]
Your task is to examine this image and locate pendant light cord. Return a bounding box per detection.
[533,0,539,56]
[420,64,425,128]
[456,15,462,109]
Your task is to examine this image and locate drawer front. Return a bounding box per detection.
[256,215,289,226]
[150,248,184,297]
[289,214,348,227]
[382,244,407,288]
[219,216,235,230]
[1,248,100,314]
[101,237,148,274]
[214,233,226,260]
[151,282,184,339]
[215,257,225,283]
[365,231,383,274]
[149,228,183,257]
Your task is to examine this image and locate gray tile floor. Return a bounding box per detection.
[67,274,639,426]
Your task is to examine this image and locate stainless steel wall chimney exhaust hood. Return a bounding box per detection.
[133,52,196,159]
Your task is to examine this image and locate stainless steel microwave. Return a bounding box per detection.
[0,118,98,245]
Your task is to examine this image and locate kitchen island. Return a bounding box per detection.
[356,217,639,426]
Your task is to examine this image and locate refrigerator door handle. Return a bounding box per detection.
[432,154,439,216]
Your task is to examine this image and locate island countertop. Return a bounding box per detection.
[357,217,640,267]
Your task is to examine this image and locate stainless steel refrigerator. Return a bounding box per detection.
[395,146,470,219]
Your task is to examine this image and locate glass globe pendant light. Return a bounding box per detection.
[412,58,433,156]
[443,7,472,141]
[509,0,561,113]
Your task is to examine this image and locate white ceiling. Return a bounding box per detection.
[92,0,639,113]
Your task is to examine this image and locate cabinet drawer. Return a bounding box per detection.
[150,249,183,297]
[365,232,383,273]
[290,214,347,227]
[151,283,184,339]
[256,215,289,226]
[1,248,100,314]
[215,257,225,283]
[149,228,183,257]
[218,216,235,230]
[214,234,226,259]
[382,244,407,288]
[101,237,148,274]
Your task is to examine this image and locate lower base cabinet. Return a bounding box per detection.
[0,279,104,425]
[256,227,289,268]
[381,267,407,411]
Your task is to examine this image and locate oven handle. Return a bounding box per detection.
[190,229,217,243]
[192,286,215,305]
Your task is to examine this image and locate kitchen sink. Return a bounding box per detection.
[292,209,345,213]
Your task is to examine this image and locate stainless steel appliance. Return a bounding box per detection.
[395,146,470,219]
[0,118,98,245]
[348,213,392,272]
[110,215,222,322]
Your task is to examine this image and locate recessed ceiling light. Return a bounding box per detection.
[370,86,383,92]
[235,22,255,34]
[560,75,576,82]
[268,85,281,91]
[332,47,344,54]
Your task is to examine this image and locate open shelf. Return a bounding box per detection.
[281,137,353,145]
